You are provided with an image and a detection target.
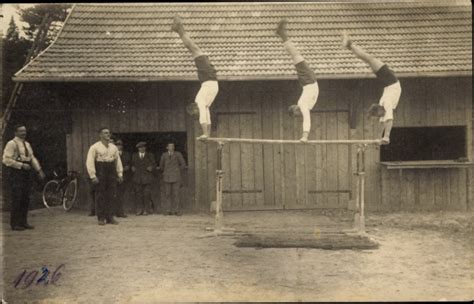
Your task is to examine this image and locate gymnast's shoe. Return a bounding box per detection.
[299,137,308,143]
[197,134,209,140]
[171,16,184,33]
[341,31,352,49]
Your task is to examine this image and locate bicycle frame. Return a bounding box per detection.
[52,171,78,190]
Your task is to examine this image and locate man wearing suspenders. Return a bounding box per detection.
[2,124,45,231]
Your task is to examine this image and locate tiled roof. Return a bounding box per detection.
[14,2,472,82]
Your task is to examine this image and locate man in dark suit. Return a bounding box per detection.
[131,142,156,216]
[114,139,130,217]
[159,142,187,216]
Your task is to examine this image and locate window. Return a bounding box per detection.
[380,126,466,162]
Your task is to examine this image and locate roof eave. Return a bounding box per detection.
[12,71,473,83]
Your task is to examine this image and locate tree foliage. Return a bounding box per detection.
[2,4,72,179]
[19,4,71,40]
[2,18,31,110]
[3,4,72,110]
[5,17,20,41]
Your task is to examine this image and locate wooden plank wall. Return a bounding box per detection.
[197,80,357,211]
[66,77,472,213]
[380,77,472,211]
[468,78,474,211]
[197,77,472,212]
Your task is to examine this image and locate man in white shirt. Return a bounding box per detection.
[276,19,319,142]
[2,124,45,231]
[342,31,402,145]
[86,127,123,225]
[172,16,219,139]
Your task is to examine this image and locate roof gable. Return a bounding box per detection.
[14,2,472,82]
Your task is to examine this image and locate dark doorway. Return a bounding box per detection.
[110,132,189,213]
[113,132,188,162]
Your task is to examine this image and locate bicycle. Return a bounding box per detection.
[42,170,79,211]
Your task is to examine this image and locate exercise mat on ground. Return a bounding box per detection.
[234,232,379,250]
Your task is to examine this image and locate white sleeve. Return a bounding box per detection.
[27,143,42,172]
[2,141,23,169]
[86,145,97,179]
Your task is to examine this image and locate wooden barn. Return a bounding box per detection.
[13,2,473,213]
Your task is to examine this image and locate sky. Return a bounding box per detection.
[1,3,34,38]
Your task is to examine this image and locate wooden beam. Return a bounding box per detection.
[308,190,351,193]
[200,137,382,145]
[311,109,349,113]
[222,190,263,194]
[381,160,474,169]
[215,111,257,115]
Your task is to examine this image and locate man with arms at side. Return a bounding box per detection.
[86,127,123,225]
[131,141,156,216]
[159,142,187,216]
[3,124,45,231]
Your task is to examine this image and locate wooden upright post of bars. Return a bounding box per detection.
[199,137,380,236]
[214,142,225,232]
[354,144,368,233]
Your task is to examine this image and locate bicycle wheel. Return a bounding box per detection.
[43,180,63,209]
[62,179,78,211]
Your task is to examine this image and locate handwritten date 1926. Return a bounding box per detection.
[13,264,65,289]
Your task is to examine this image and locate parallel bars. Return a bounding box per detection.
[199,137,381,235]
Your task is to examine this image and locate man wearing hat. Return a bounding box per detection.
[131,141,156,216]
[114,139,131,217]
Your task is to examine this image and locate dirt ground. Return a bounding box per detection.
[1,208,473,303]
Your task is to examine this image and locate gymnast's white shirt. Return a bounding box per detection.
[298,82,319,132]
[379,81,402,123]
